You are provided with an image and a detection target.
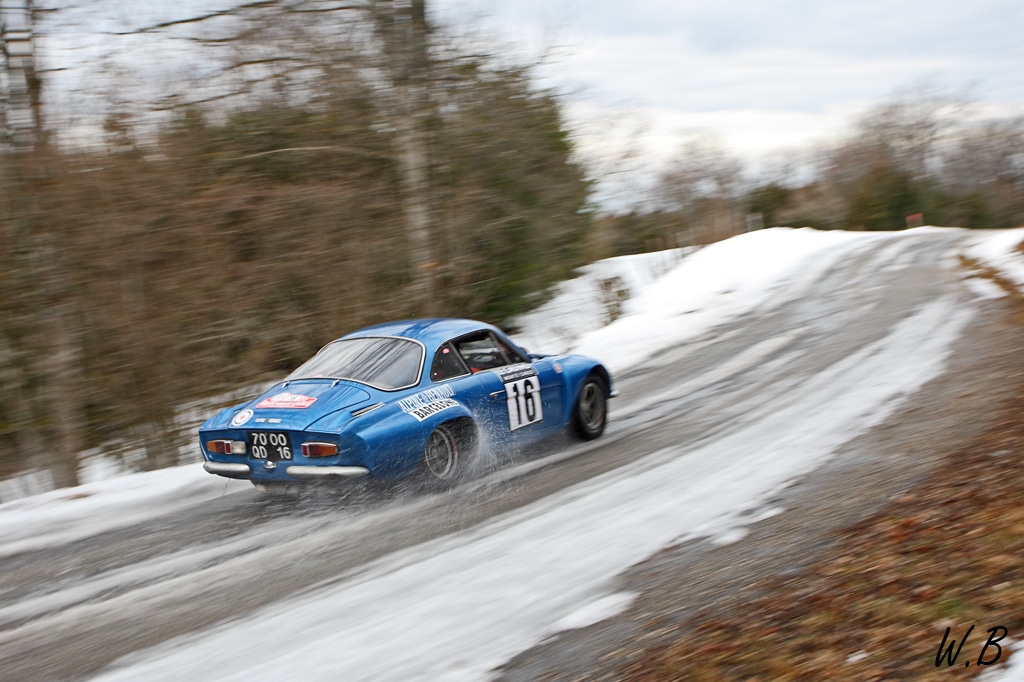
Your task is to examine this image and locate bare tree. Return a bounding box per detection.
[852,81,967,181]
[88,1,438,315]
[939,117,1024,227]
[941,118,1024,191]
[656,135,745,243]
[2,0,86,487]
[372,0,436,314]
[1,0,41,149]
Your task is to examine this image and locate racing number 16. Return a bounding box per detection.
[506,376,543,431]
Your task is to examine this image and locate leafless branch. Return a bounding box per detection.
[236,145,389,160]
[102,0,282,36]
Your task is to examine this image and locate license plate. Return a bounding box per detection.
[248,431,294,461]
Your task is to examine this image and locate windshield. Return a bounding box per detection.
[286,337,423,390]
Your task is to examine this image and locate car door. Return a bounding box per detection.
[449,331,563,446]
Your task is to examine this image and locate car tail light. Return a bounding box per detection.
[206,439,247,455]
[302,442,339,458]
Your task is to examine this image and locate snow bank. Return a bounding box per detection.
[967,227,1024,292]
[511,248,691,355]
[521,227,911,375]
[0,465,249,557]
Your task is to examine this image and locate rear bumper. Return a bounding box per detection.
[203,461,370,480]
[285,465,370,479]
[203,462,251,478]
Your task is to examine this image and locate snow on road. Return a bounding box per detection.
[1,226,1022,681]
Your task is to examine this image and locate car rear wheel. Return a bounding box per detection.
[572,374,607,440]
[423,423,460,482]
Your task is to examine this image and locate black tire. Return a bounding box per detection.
[572,374,607,440]
[421,423,462,484]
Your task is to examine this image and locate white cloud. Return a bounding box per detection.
[436,0,1024,152]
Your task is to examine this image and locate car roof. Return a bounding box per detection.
[341,318,506,351]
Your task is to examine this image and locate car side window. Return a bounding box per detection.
[454,332,511,372]
[497,338,527,364]
[430,342,469,382]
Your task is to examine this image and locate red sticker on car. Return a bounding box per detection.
[255,392,318,409]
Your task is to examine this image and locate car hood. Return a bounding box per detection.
[230,380,373,430]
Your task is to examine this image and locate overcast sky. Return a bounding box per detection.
[433,0,1024,202]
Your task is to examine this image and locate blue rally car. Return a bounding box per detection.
[199,319,612,489]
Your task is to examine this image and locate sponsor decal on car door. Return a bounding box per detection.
[398,385,459,422]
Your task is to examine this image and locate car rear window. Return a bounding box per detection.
[286,337,423,390]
